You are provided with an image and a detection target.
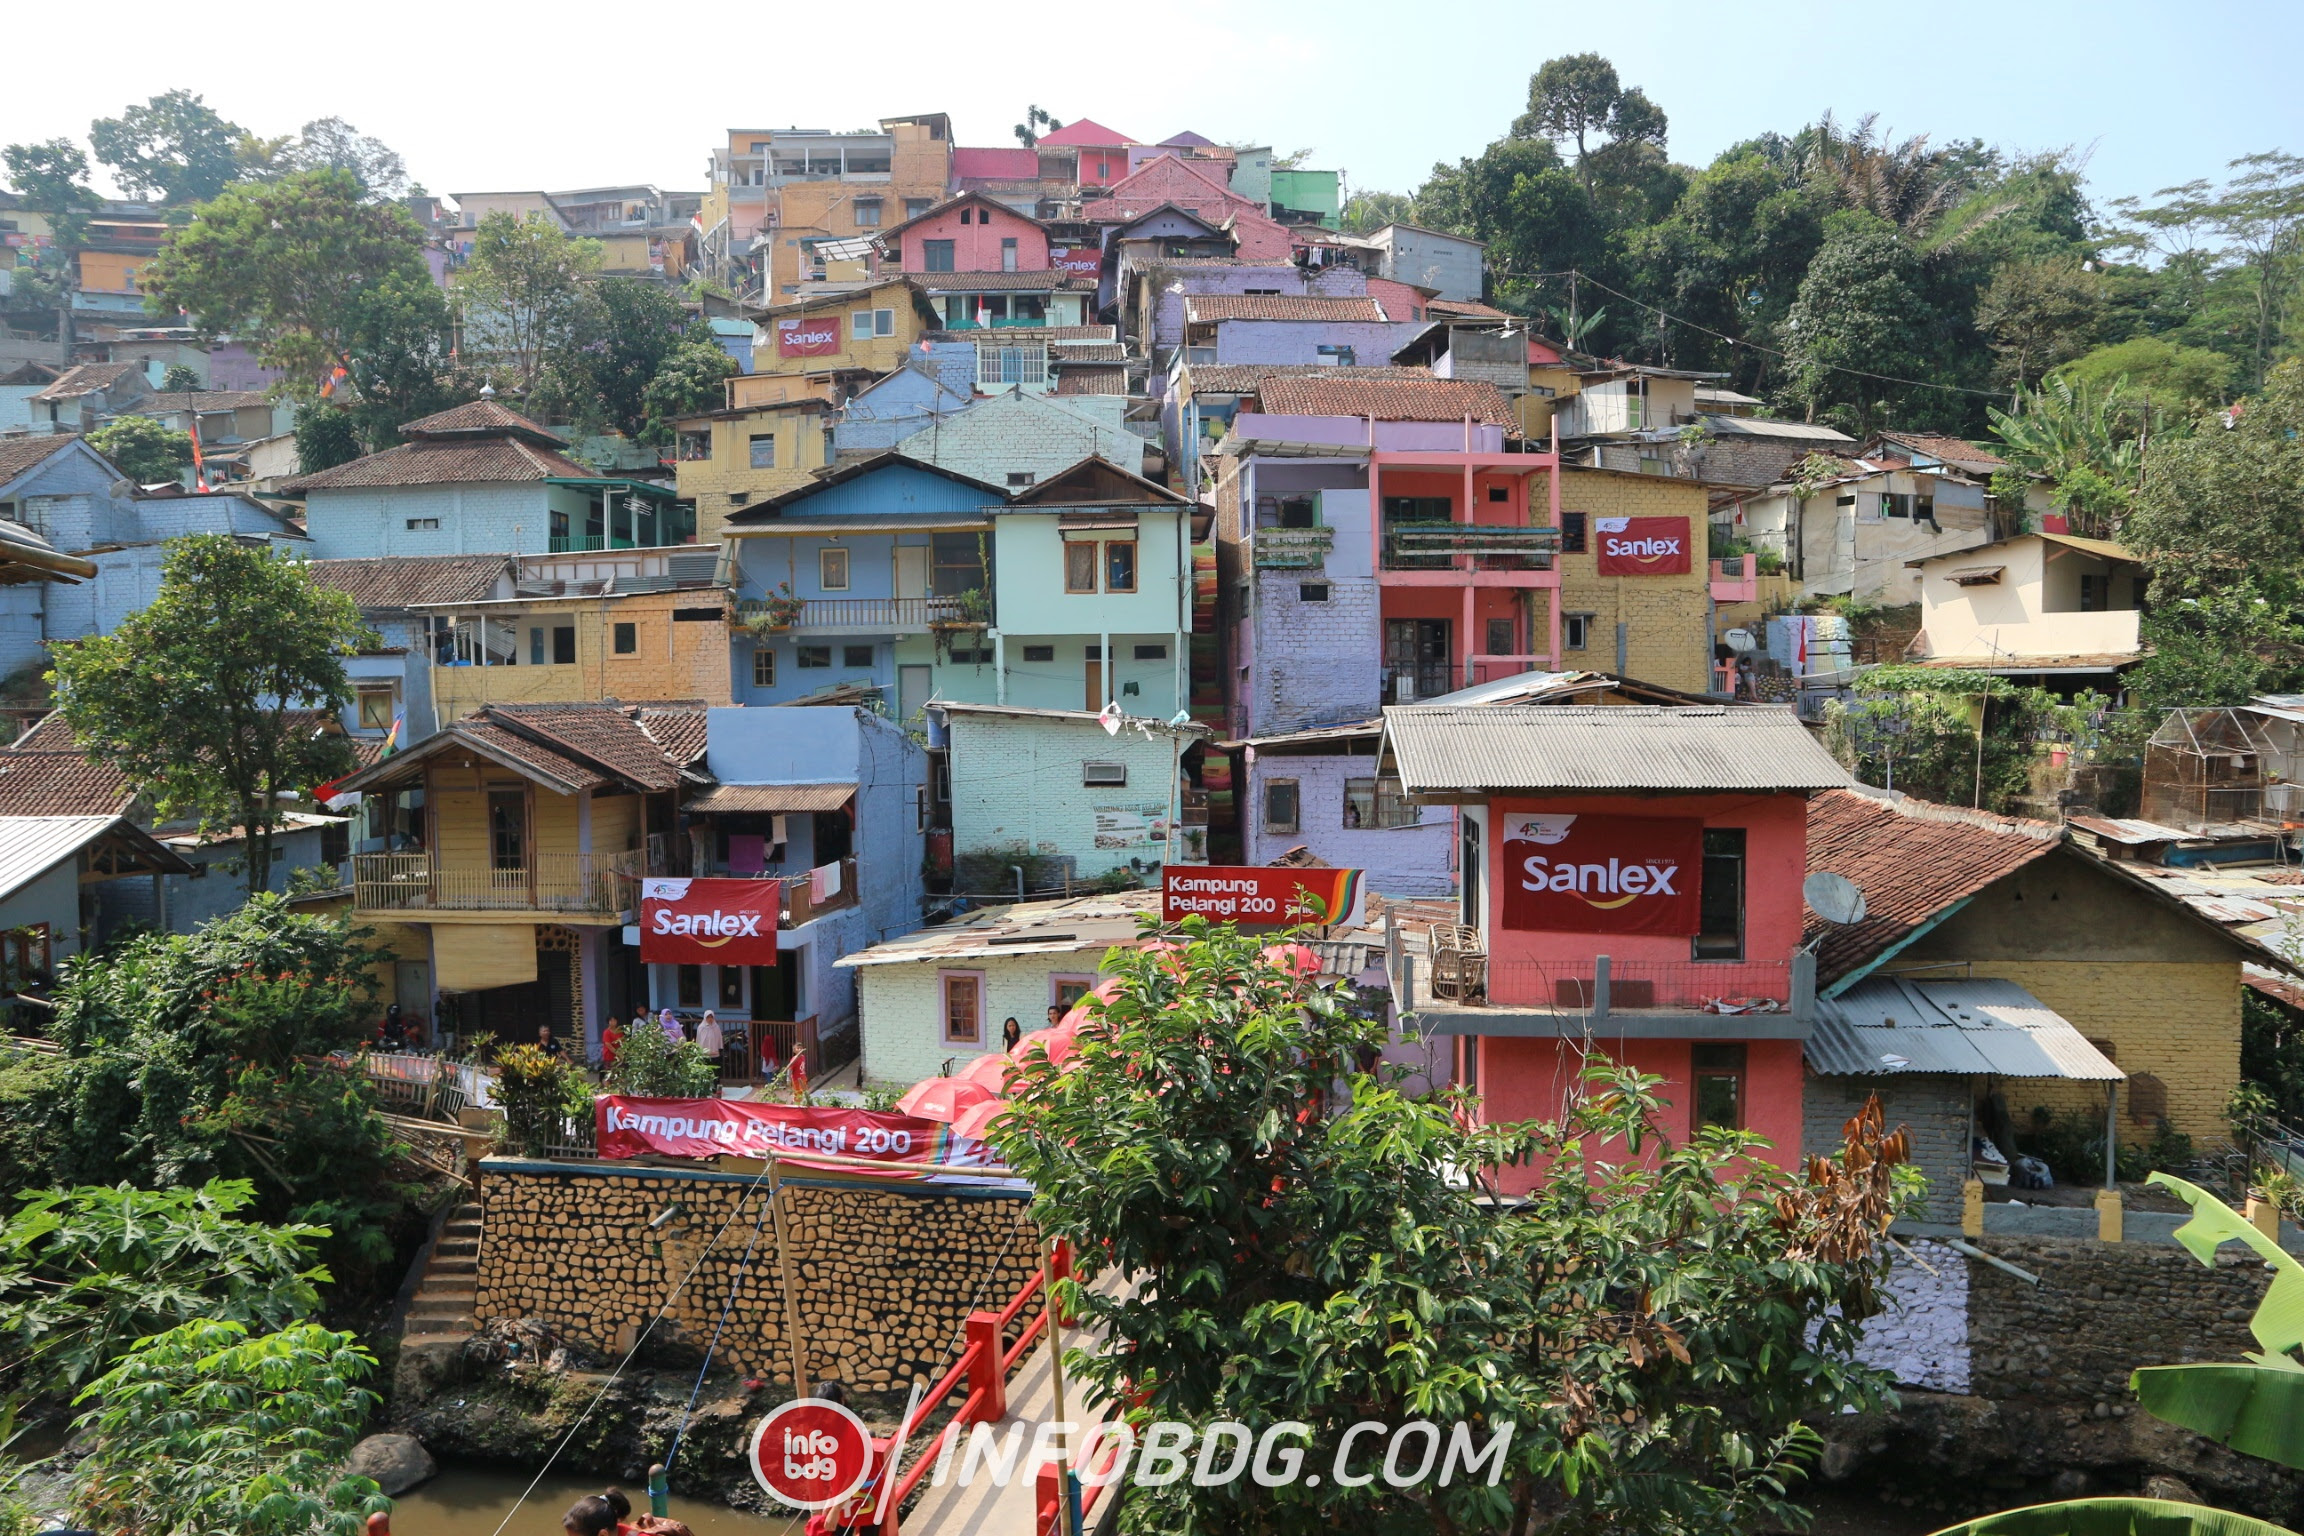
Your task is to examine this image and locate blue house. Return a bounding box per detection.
[833,357,974,456]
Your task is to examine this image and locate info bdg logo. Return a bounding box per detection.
[749,1398,873,1511]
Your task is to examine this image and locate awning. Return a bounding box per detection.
[1806,976,2122,1079]
[1946,566,2004,585]
[686,782,857,814]
[1057,511,1139,532]
[432,924,538,991]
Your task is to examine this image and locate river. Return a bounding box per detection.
[389,1464,803,1536]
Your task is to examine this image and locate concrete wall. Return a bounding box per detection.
[895,200,1051,272]
[945,710,1192,881]
[1208,320,1425,368]
[857,950,1110,1085]
[1915,537,2144,662]
[1805,1070,1971,1220]
[304,482,569,560]
[1368,226,1484,304]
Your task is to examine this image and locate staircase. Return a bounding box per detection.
[402,1202,483,1346]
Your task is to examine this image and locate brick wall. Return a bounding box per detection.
[1250,570,1381,731]
[471,1158,1040,1391]
[1805,1071,1971,1220]
[893,392,1143,482]
[305,483,555,561]
[1243,750,1455,896]
[1552,467,1713,694]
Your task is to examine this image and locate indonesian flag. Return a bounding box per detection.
[318,363,351,400]
[188,416,208,492]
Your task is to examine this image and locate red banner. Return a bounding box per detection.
[1049,247,1101,275]
[1594,516,1691,576]
[1499,814,1702,935]
[597,1096,1003,1168]
[639,877,783,965]
[1163,866,1363,927]
[775,314,842,357]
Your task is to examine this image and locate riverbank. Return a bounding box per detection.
[390,1464,798,1536]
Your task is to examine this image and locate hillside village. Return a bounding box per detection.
[6,67,2304,1536]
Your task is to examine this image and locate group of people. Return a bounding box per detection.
[577,1009,743,1068]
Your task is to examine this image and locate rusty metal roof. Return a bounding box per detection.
[686,782,856,814]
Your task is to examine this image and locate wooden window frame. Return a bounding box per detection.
[1064,542,1098,593]
[1104,540,1137,593]
[753,647,777,687]
[940,970,986,1047]
[1264,777,1300,835]
[819,546,851,591]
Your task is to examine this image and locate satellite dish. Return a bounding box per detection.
[1723,627,1757,653]
[1804,871,1867,925]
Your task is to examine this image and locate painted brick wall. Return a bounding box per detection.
[857,952,1110,1086]
[0,585,43,679]
[1804,1070,1972,1220]
[946,711,1188,880]
[1210,321,1429,369]
[304,483,556,560]
[1250,570,1380,732]
[1243,750,1455,896]
[1553,467,1713,693]
[892,392,1144,481]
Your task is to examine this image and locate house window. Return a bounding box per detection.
[819,547,850,590]
[1006,472,1035,487]
[1265,778,1300,834]
[922,239,956,272]
[1065,543,1098,593]
[1105,541,1137,593]
[959,208,973,225]
[1883,493,1913,518]
[931,532,986,597]
[1133,643,1166,660]
[1052,975,1094,1014]
[1560,512,1587,553]
[979,343,1047,388]
[719,966,745,1008]
[1316,344,1356,365]
[753,647,777,687]
[1342,776,1419,830]
[677,964,702,1008]
[1001,236,1018,272]
[1022,644,1054,662]
[406,518,441,531]
[1564,613,1595,650]
[796,646,832,668]
[530,628,545,665]
[613,622,637,654]
[852,198,882,228]
[947,646,992,664]
[1485,617,1515,657]
[678,431,710,461]
[843,645,874,668]
[1083,762,1128,786]
[749,434,776,469]
[487,789,527,871]
[1300,583,1330,602]
[851,308,894,339]
[357,688,397,731]
[553,626,577,665]
[1694,828,1745,960]
[1692,1042,1746,1131]
[1,924,52,991]
[905,198,934,219]
[941,972,984,1046]
[2080,573,2107,612]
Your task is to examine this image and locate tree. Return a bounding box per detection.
[50,536,369,899]
[639,336,739,443]
[2108,153,2304,389]
[338,268,463,450]
[70,1318,385,1536]
[603,1018,716,1098]
[88,90,246,206]
[1781,210,1942,434]
[2056,336,2236,416]
[2124,360,2304,610]
[1976,255,2104,387]
[87,415,193,485]
[456,211,602,402]
[1987,375,2148,538]
[1512,53,1667,196]
[494,1044,594,1158]
[0,1180,328,1404]
[572,278,689,439]
[993,919,1910,1534]
[2,139,95,255]
[1340,189,1413,236]
[142,170,431,392]
[159,363,201,393]
[1824,668,2063,809]
[292,408,363,476]
[1013,106,1062,149]
[277,118,408,201]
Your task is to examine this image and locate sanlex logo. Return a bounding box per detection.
[1519,854,1681,910]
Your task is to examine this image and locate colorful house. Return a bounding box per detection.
[671,397,837,542]
[1379,703,1850,1191]
[745,279,940,393]
[1032,119,1138,193]
[879,192,1052,273]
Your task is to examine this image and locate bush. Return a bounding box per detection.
[2018,1106,2193,1185]
[603,1016,717,1098]
[492,1044,594,1157]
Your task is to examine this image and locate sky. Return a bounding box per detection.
[4,0,2299,217]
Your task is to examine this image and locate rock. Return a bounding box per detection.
[346,1433,437,1495]
[2050,1470,2092,1498]
[2142,1475,2202,1505]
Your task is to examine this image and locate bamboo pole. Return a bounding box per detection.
[766,1154,811,1394]
[1041,1244,1076,1536]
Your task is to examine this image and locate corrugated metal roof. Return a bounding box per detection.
[1382,705,1849,795]
[1807,976,2123,1080]
[838,891,1159,968]
[1418,669,1606,706]
[686,782,856,814]
[2068,815,2197,846]
[0,815,135,901]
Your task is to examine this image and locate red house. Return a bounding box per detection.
[879,192,1052,274]
[1376,704,1850,1191]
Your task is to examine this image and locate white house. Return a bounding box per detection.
[1905,532,2146,689]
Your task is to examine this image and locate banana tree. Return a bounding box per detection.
[1929,1499,2296,1536]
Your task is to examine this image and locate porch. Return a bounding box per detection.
[735,595,967,634]
[352,850,646,919]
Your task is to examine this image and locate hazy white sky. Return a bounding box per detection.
[5,0,2298,214]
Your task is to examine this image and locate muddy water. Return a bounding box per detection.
[388,1464,801,1536]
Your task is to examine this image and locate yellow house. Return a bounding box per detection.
[334,702,703,1047]
[417,585,736,723]
[76,249,151,296]
[748,278,937,387]
[1549,464,1716,694]
[702,118,952,295]
[674,398,836,541]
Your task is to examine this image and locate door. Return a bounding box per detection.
[1085,649,1103,711]
[895,545,929,602]
[898,663,932,723]
[1385,620,1451,702]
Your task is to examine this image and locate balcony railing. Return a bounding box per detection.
[1251,526,1334,570]
[736,596,968,633]
[652,856,862,927]
[1419,953,1812,1026]
[351,850,645,915]
[1380,524,1558,573]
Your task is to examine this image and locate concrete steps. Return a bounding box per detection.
[401,1202,484,1344]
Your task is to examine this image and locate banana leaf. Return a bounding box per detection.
[2132,1363,2304,1469]
[2145,1173,2304,1365]
[1926,1497,2299,1536]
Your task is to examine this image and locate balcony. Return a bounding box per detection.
[1710,554,1759,603]
[1380,524,1558,575]
[352,851,645,918]
[648,854,862,928]
[737,596,969,634]
[1251,526,1333,570]
[1398,950,1814,1039]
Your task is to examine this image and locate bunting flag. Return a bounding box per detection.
[318,363,351,400]
[187,416,208,492]
[381,712,403,757]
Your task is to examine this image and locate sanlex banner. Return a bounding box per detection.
[639,877,783,964]
[1499,814,1701,935]
[1593,515,1692,576]
[776,314,843,357]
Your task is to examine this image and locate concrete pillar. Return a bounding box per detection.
[2095,1186,2123,1243]
[1961,1179,1984,1238]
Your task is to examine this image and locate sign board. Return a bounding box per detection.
[749,1397,873,1511]
[1162,866,1363,927]
[1091,803,1170,851]
[1593,516,1692,576]
[1499,814,1702,935]
[775,314,842,357]
[638,878,784,965]
[597,1096,1004,1167]
[1049,247,1102,276]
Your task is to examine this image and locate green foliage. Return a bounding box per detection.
[2240,989,2304,1126]
[2107,153,2304,390]
[51,536,370,897]
[996,919,1910,1534]
[0,1180,327,1403]
[338,268,463,450]
[494,1043,594,1156]
[570,278,690,440]
[1339,189,1414,236]
[603,1016,717,1099]
[456,210,602,403]
[144,169,430,391]
[89,90,246,205]
[639,335,741,443]
[1987,375,2150,538]
[1824,670,2055,810]
[2017,1108,2190,1185]
[1,140,95,256]
[274,118,408,202]
[1781,211,1942,436]
[87,414,193,485]
[70,1318,385,1536]
[293,407,363,476]
[1975,255,2103,388]
[2056,337,2235,416]
[1512,52,1669,208]
[159,364,201,393]
[1923,1498,2297,1536]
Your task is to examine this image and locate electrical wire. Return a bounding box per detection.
[661,1183,775,1473]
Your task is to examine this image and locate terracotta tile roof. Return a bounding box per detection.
[1427,298,1511,320]
[1188,363,1432,394]
[31,363,138,402]
[12,714,78,751]
[1053,366,1129,396]
[1250,374,1517,426]
[924,325,1116,344]
[145,390,272,412]
[453,720,611,791]
[1874,433,2007,471]
[486,703,689,791]
[277,436,602,494]
[302,555,511,610]
[1050,343,1127,363]
[1804,789,2063,984]
[1182,295,1385,324]
[0,752,135,815]
[634,705,709,768]
[0,435,83,485]
[400,399,569,446]
[904,270,1097,292]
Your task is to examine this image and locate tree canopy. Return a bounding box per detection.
[87,415,193,486]
[88,90,245,206]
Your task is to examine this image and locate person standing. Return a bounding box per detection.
[696,1009,723,1063]
[600,1017,624,1069]
[658,1006,682,1042]
[1001,1017,1023,1053]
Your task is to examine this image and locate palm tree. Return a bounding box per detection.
[1988,376,2147,538]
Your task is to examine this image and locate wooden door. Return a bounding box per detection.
[1085,656,1103,710]
[895,545,929,600]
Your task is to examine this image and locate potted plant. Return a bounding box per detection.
[746,582,805,634]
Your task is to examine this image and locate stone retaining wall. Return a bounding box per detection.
[470,1158,1041,1391]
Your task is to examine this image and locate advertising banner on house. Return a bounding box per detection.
[638,877,784,965]
[1593,516,1692,576]
[1049,247,1102,276]
[1163,866,1364,927]
[775,314,843,358]
[1499,814,1702,935]
[597,1096,1006,1173]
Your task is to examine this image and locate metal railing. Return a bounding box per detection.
[1452,955,1811,1020]
[1251,526,1333,570]
[1380,524,1557,573]
[351,850,645,915]
[736,595,968,632]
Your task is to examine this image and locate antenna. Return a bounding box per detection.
[1803,871,1867,926]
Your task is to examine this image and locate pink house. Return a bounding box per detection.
[1093,157,1297,262]
[882,193,1051,273]
[1377,705,1849,1193]
[1036,119,1137,190]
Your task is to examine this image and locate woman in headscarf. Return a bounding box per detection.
[658,1006,682,1042]
[696,1009,723,1063]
